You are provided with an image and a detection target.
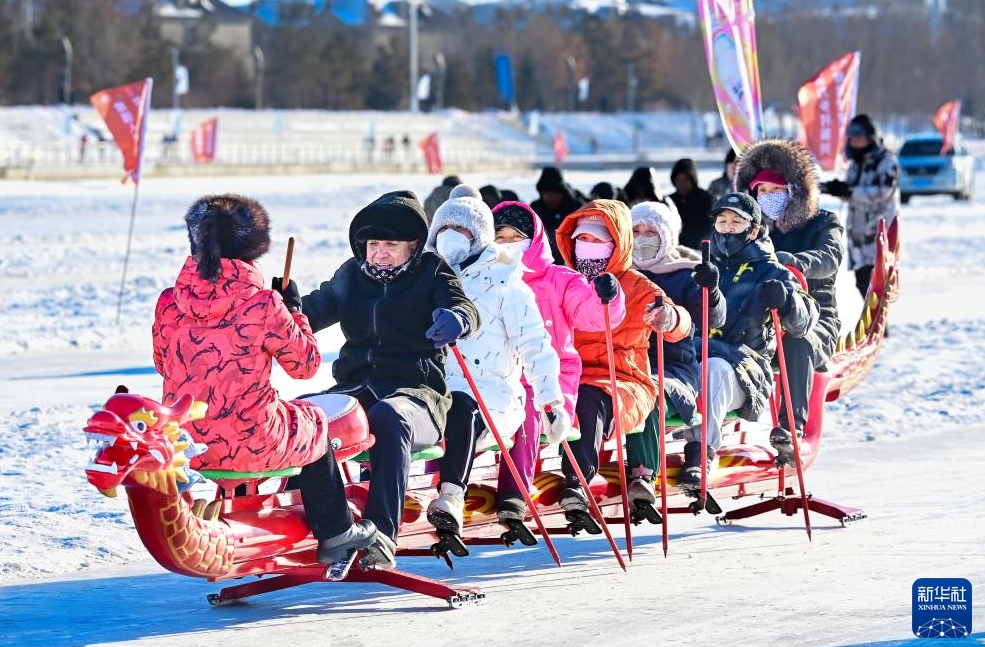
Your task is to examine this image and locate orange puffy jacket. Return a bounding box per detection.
[556,199,691,433]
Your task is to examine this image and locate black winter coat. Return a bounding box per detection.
[699,233,819,422]
[769,209,844,361]
[531,186,587,264]
[301,193,480,432]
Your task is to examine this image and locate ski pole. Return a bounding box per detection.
[699,240,711,510]
[282,236,295,284]
[654,294,670,557]
[556,427,627,571]
[449,344,563,567]
[770,309,813,542]
[602,299,634,561]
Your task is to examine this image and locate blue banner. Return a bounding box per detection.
[494,54,515,104]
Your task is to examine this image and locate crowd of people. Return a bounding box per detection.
[151,115,899,568]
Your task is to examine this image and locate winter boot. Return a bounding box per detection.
[558,480,589,514]
[628,474,656,505]
[677,441,716,491]
[427,482,466,535]
[496,493,527,523]
[317,518,392,566]
[770,427,795,466]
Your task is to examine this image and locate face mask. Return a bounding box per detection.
[575,258,609,283]
[711,230,752,258]
[574,239,615,261]
[757,192,789,221]
[363,261,409,284]
[632,236,662,264]
[500,239,531,262]
[436,229,472,266]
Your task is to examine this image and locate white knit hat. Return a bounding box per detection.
[570,214,613,241]
[630,201,681,252]
[426,184,495,260]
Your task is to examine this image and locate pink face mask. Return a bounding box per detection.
[574,240,615,260]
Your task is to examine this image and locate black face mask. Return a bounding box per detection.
[711,230,752,258]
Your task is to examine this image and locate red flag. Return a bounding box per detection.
[89,78,153,184]
[797,51,860,171]
[191,118,219,163]
[553,131,569,164]
[933,100,961,154]
[419,132,443,174]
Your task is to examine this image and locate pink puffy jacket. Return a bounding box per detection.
[494,202,627,419]
[153,256,329,473]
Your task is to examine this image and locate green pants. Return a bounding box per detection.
[625,396,679,477]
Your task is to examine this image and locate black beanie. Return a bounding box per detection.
[535,166,565,193]
[492,201,536,239]
[185,194,270,282]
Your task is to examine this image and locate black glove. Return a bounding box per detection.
[272,277,302,313]
[593,273,619,304]
[692,262,719,290]
[821,179,851,198]
[775,251,799,269]
[425,308,465,348]
[758,279,789,311]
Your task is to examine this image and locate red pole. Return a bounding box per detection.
[699,240,711,508]
[449,344,563,566]
[559,437,627,571]
[770,310,813,541]
[602,305,634,561]
[654,294,669,557]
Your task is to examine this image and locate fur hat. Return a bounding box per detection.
[492,201,536,239]
[185,194,270,282]
[735,138,820,233]
[630,201,681,249]
[427,184,495,260]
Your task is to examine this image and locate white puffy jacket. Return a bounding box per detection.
[446,246,563,443]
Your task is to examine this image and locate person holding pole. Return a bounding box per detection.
[553,200,692,524]
[679,192,818,489]
[153,195,394,567]
[290,190,480,555]
[422,185,569,536]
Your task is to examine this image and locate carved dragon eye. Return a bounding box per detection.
[131,420,147,433]
[128,408,158,434]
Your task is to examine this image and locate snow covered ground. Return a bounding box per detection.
[1,168,984,646]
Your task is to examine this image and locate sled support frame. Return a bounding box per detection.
[206,565,485,609]
[715,487,867,527]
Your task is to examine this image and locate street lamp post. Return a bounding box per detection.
[60,36,73,105]
[409,0,419,113]
[170,46,181,112]
[565,55,576,112]
[253,46,265,110]
[434,52,446,111]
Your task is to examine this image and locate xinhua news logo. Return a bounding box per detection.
[912,578,972,638]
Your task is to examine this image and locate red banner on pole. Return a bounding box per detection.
[553,131,569,164]
[90,78,153,184]
[797,51,860,171]
[191,118,218,163]
[933,99,961,154]
[419,132,443,173]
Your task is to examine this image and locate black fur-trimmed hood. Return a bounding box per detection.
[735,139,820,233]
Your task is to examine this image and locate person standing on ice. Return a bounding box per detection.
[530,166,587,265]
[624,200,727,504]
[820,114,900,299]
[554,200,692,522]
[735,139,844,458]
[288,190,480,551]
[678,192,818,489]
[423,185,569,535]
[153,194,394,567]
[489,200,627,524]
[669,158,715,250]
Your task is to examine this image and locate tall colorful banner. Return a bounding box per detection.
[797,51,861,171]
[494,54,515,105]
[90,78,153,184]
[191,118,218,163]
[933,100,961,154]
[419,132,443,173]
[553,131,569,164]
[697,0,763,151]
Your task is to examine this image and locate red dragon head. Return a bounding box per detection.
[84,387,207,498]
